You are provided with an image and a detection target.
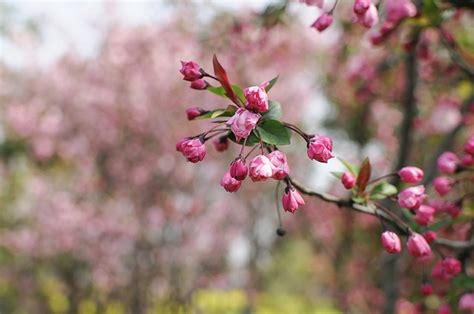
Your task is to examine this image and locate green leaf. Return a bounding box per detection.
[207,86,226,97]
[227,130,260,146]
[452,274,474,290]
[331,171,344,179]
[352,196,366,204]
[196,105,237,120]
[232,85,245,104]
[262,100,282,121]
[208,85,245,104]
[256,120,291,145]
[370,182,398,200]
[337,157,358,176]
[427,219,452,231]
[265,75,279,92]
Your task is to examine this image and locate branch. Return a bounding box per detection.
[439,28,474,78]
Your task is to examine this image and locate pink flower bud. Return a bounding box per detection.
[300,0,324,8]
[220,171,241,193]
[433,176,453,196]
[227,108,260,142]
[179,138,206,163]
[384,0,417,24]
[267,150,290,180]
[458,293,474,312]
[444,202,461,218]
[407,233,431,258]
[437,152,459,174]
[422,231,437,244]
[213,136,228,152]
[399,166,424,184]
[190,79,207,90]
[381,231,401,254]
[311,13,333,32]
[464,135,474,155]
[186,107,205,120]
[176,138,187,152]
[180,60,202,81]
[462,154,474,167]
[415,205,435,226]
[341,172,356,189]
[244,84,269,113]
[249,155,274,182]
[230,159,248,181]
[420,283,433,296]
[398,185,426,210]
[359,4,379,28]
[282,187,305,213]
[438,304,451,314]
[353,0,371,15]
[307,135,334,163]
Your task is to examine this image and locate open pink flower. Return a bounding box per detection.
[282,187,305,213]
[249,155,274,182]
[227,108,260,142]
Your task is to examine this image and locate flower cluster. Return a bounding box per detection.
[177,56,334,219]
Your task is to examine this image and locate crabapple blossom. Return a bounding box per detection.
[458,293,474,312]
[422,231,437,244]
[190,79,207,90]
[384,0,417,24]
[398,185,426,210]
[414,205,435,226]
[398,166,423,184]
[464,135,474,155]
[227,108,260,142]
[407,233,431,258]
[249,155,274,182]
[437,152,459,174]
[307,135,334,163]
[311,13,333,32]
[244,84,269,113]
[186,107,205,120]
[358,4,379,28]
[420,283,433,296]
[341,172,356,189]
[230,158,248,181]
[220,171,241,192]
[282,187,305,213]
[353,0,371,15]
[381,231,401,254]
[180,60,202,81]
[433,176,453,196]
[178,138,206,163]
[267,150,289,180]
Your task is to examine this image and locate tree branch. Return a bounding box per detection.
[439,28,474,78]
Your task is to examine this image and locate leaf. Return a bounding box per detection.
[262,100,282,121]
[427,219,452,231]
[207,86,226,97]
[370,182,398,200]
[232,85,246,104]
[208,85,245,104]
[331,171,344,179]
[212,54,239,105]
[265,75,279,92]
[355,157,371,193]
[196,105,237,120]
[227,130,260,146]
[256,120,291,145]
[452,274,474,290]
[352,196,366,204]
[337,157,358,176]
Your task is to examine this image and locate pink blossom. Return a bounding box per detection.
[190,79,207,90]
[179,60,202,81]
[359,4,379,28]
[178,138,206,163]
[407,233,431,257]
[398,185,426,210]
[398,166,424,184]
[311,13,333,32]
[464,135,474,155]
[422,231,437,244]
[433,176,453,196]
[381,231,401,254]
[213,136,228,152]
[300,0,324,8]
[307,135,334,163]
[282,187,305,213]
[249,155,274,182]
[415,205,435,226]
[186,107,205,120]
[437,152,459,174]
[384,0,417,24]
[220,171,241,193]
[353,0,371,15]
[267,150,290,180]
[462,154,474,166]
[438,304,452,314]
[458,293,474,312]
[227,108,260,142]
[420,283,433,296]
[244,84,269,113]
[230,158,248,181]
[341,172,356,189]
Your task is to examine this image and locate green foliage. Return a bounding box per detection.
[261,100,282,121]
[257,120,291,145]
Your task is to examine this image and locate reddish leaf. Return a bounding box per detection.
[356,157,371,194]
[212,54,239,105]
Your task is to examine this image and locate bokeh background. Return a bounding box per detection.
[0,1,473,313]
